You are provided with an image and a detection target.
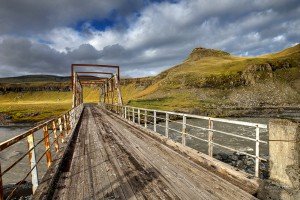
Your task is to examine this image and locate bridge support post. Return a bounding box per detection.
[258,119,300,200]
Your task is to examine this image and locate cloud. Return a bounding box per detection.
[0,0,145,35]
[0,0,299,77]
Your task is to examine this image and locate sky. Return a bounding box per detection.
[0,0,299,78]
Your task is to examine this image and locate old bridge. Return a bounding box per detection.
[0,64,299,200]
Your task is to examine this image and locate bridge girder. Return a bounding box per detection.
[71,64,123,107]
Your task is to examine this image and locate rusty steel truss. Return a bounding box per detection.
[71,64,123,108]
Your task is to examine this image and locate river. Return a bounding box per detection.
[0,125,48,184]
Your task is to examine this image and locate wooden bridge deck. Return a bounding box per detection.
[45,105,256,200]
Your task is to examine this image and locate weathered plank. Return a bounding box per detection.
[49,105,257,200]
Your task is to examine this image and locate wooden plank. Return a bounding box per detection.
[100,107,257,200]
[89,108,126,199]
[50,105,257,200]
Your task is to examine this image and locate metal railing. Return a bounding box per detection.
[104,104,268,178]
[0,104,83,200]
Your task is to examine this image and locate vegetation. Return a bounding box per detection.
[0,44,299,123]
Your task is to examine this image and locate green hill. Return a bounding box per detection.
[125,44,300,113]
[0,44,299,123]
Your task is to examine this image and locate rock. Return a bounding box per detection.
[4,115,12,120]
[214,152,269,178]
[231,154,239,161]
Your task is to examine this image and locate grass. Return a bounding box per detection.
[0,102,72,123]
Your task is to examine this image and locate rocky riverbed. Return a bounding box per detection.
[214,152,269,179]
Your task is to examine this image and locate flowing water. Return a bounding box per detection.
[147,117,270,157]
[0,125,48,184]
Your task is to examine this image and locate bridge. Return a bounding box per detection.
[0,64,299,200]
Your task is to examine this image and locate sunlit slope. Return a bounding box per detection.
[124,44,300,112]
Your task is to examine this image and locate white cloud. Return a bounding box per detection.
[42,28,88,52]
[273,35,285,42]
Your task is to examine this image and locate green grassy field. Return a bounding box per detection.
[0,44,299,123]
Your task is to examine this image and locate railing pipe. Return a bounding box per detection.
[104,103,268,177]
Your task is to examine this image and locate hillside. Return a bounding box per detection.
[0,44,299,123]
[125,44,300,114]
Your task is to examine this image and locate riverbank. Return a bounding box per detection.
[1,104,299,125]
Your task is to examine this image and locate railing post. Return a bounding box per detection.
[182,115,186,146]
[132,108,135,123]
[255,126,260,178]
[124,107,127,119]
[138,109,141,125]
[154,111,157,132]
[165,113,169,138]
[58,117,65,143]
[66,112,71,132]
[69,110,73,129]
[0,162,3,200]
[52,121,59,152]
[43,125,52,168]
[144,110,147,128]
[208,119,214,157]
[63,114,68,135]
[27,133,39,193]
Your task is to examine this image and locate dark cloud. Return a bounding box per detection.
[0,37,138,76]
[0,0,299,77]
[0,0,144,35]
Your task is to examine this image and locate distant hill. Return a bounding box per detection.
[0,75,69,83]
